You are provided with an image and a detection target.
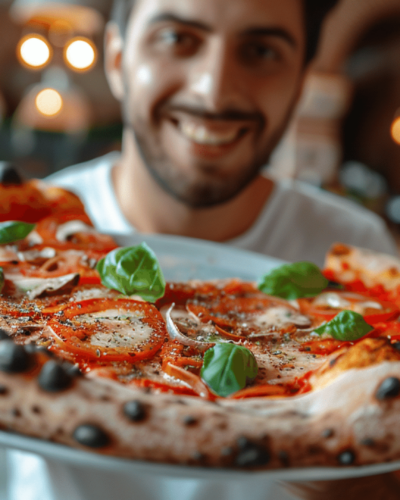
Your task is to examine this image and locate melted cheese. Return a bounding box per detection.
[313,292,383,314]
[79,309,153,347]
[254,307,311,329]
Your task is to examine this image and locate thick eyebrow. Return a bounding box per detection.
[240,27,297,48]
[147,13,213,32]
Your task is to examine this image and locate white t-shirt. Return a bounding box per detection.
[6,152,398,500]
[46,151,398,266]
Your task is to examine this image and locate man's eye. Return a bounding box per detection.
[240,43,279,63]
[156,29,200,55]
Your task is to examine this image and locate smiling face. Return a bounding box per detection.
[108,0,306,207]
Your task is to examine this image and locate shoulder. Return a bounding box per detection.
[275,178,397,255]
[279,179,385,228]
[46,152,120,192]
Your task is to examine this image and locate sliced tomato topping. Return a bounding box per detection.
[301,291,399,325]
[132,379,199,397]
[34,213,117,252]
[163,362,215,400]
[229,383,290,399]
[300,338,348,355]
[48,298,167,364]
[161,340,203,373]
[18,249,101,284]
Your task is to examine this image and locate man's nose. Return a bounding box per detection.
[188,41,244,113]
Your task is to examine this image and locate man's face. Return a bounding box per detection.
[116,0,306,207]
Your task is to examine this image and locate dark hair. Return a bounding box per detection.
[110,0,339,63]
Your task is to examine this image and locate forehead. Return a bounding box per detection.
[129,0,305,39]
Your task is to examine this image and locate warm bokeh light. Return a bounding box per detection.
[18,34,51,69]
[64,38,97,71]
[35,89,63,117]
[391,117,400,145]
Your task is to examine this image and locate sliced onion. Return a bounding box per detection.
[164,362,215,399]
[56,220,95,242]
[165,304,213,351]
[27,273,80,300]
[17,247,57,262]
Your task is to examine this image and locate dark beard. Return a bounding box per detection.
[121,88,295,208]
[133,126,270,208]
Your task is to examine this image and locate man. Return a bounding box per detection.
[46,0,397,266]
[9,1,398,500]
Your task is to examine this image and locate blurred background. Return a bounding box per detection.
[0,0,399,236]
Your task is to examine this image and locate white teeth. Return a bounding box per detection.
[179,121,239,145]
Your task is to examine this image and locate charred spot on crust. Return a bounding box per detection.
[0,341,31,373]
[321,429,334,438]
[338,450,355,465]
[124,400,146,422]
[376,377,400,400]
[12,408,21,417]
[329,358,337,367]
[278,450,289,467]
[235,437,270,467]
[0,162,23,185]
[31,405,41,414]
[183,415,197,426]
[73,424,109,448]
[361,438,375,447]
[0,329,10,341]
[0,385,8,395]
[38,361,73,392]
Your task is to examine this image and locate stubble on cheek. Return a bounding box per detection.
[120,70,297,208]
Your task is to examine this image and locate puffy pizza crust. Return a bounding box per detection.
[1,350,400,469]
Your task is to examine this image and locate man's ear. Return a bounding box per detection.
[104,21,124,102]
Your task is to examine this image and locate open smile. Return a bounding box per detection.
[178,119,248,146]
[166,111,253,149]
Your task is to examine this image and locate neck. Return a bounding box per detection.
[113,129,274,242]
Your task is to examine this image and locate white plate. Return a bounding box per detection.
[112,232,285,282]
[2,233,400,481]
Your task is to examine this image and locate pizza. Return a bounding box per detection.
[1,179,400,470]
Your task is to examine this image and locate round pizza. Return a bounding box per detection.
[1,179,400,470]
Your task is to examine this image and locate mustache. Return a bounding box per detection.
[162,104,264,124]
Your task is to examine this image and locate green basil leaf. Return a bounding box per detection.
[0,221,35,245]
[0,268,4,294]
[258,262,329,300]
[314,310,373,341]
[96,243,165,302]
[200,343,258,397]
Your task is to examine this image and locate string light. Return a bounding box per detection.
[18,34,52,70]
[64,37,97,72]
[35,88,63,117]
[391,114,400,146]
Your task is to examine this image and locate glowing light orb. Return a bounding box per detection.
[391,117,400,145]
[65,38,96,71]
[19,35,51,69]
[35,89,63,117]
